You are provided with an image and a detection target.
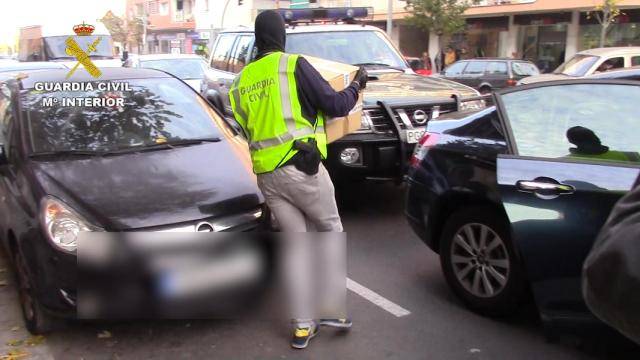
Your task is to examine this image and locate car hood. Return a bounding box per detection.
[518,73,571,85]
[31,139,261,230]
[363,72,478,106]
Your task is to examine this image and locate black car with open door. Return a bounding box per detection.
[405,79,640,328]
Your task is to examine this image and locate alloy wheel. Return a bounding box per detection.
[450,223,510,298]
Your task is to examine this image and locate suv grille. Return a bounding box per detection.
[364,103,458,133]
[364,108,392,133]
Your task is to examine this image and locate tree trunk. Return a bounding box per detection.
[600,23,608,48]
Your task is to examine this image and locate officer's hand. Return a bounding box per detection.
[354,66,368,91]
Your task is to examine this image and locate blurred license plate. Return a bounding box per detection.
[406,129,426,144]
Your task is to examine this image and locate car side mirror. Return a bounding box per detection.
[0,145,8,166]
[205,89,224,112]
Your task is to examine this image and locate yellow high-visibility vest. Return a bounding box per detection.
[229,52,327,174]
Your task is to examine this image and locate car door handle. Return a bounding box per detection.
[516,178,575,197]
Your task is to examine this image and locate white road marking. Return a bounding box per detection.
[346,277,411,318]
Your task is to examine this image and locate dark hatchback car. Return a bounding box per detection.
[0,68,267,333]
[405,80,640,327]
[441,58,540,94]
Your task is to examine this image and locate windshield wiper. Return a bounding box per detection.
[353,63,405,72]
[29,150,104,158]
[101,137,222,155]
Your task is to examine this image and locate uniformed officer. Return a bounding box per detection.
[228,10,367,349]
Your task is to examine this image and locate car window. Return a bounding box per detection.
[554,54,599,77]
[463,61,487,76]
[210,34,236,72]
[501,83,640,165]
[286,31,406,68]
[445,108,504,141]
[486,62,508,76]
[511,62,539,76]
[445,62,466,77]
[23,78,223,153]
[229,36,253,73]
[632,56,640,66]
[595,57,624,73]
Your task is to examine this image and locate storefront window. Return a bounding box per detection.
[579,23,640,50]
[518,24,568,73]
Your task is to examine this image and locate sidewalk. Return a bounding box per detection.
[0,250,53,360]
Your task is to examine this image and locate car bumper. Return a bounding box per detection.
[21,211,271,320]
[326,132,414,182]
[404,175,440,252]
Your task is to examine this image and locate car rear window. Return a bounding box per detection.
[511,62,539,76]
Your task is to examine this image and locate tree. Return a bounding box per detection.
[100,11,128,50]
[404,0,470,51]
[589,0,623,48]
[127,18,145,52]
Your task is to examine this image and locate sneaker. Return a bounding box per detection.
[319,318,352,329]
[290,323,318,349]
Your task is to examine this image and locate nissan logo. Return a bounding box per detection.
[196,222,215,232]
[413,109,428,125]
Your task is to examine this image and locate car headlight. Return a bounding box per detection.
[41,196,97,252]
[459,99,486,112]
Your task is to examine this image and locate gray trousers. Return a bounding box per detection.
[257,163,345,328]
[257,163,343,232]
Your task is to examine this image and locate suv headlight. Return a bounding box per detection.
[459,99,486,112]
[41,196,98,252]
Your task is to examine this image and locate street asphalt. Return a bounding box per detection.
[0,182,638,360]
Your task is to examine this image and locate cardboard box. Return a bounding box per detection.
[304,56,364,143]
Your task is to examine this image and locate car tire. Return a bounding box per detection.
[479,86,492,95]
[440,206,527,317]
[13,247,57,335]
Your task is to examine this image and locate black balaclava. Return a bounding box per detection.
[255,10,286,59]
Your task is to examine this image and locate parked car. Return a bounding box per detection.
[206,8,483,189]
[405,79,640,327]
[123,53,219,92]
[586,66,640,80]
[519,47,640,85]
[0,68,268,334]
[441,58,540,94]
[405,57,432,76]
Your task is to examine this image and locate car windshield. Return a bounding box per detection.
[23,78,221,153]
[43,35,115,59]
[512,62,539,76]
[140,58,207,79]
[286,30,407,69]
[553,54,599,77]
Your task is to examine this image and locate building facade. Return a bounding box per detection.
[192,0,640,72]
[126,0,197,54]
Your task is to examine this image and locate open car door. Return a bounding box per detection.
[493,80,640,322]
